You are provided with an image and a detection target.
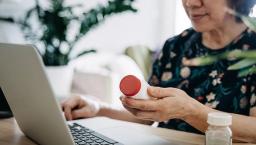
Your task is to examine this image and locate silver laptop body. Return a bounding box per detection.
[0,43,75,145]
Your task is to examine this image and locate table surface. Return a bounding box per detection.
[0,117,255,145]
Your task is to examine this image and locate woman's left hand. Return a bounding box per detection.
[120,86,198,122]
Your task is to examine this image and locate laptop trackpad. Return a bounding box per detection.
[99,126,179,145]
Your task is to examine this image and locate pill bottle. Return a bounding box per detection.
[206,112,232,145]
[119,75,150,100]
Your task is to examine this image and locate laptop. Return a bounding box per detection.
[0,87,13,118]
[0,43,173,145]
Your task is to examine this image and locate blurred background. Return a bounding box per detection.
[0,0,191,53]
[1,0,255,106]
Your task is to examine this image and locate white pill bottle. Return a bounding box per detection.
[119,75,150,100]
[206,112,232,145]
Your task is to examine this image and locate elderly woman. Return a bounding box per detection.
[62,0,256,142]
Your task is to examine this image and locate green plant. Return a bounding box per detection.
[0,0,137,66]
[184,9,256,77]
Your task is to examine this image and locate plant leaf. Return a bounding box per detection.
[226,7,256,32]
[75,49,97,58]
[0,17,15,23]
[233,50,256,59]
[19,0,137,66]
[228,59,256,70]
[238,66,256,77]
[241,16,256,32]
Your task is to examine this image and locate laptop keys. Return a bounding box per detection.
[69,123,123,145]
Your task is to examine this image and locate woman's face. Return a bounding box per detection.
[182,0,233,32]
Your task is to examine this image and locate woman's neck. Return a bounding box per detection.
[202,22,247,50]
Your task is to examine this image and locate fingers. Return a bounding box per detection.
[61,96,81,121]
[120,96,158,111]
[133,111,157,121]
[72,108,90,119]
[147,86,176,99]
[123,105,140,115]
[122,102,158,121]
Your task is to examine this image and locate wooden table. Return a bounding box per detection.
[0,117,255,145]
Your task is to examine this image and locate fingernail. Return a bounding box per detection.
[148,86,153,91]
[147,87,153,95]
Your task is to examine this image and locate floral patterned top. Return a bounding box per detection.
[148,28,256,134]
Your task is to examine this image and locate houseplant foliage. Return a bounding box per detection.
[185,9,256,77]
[16,0,137,66]
[23,0,137,66]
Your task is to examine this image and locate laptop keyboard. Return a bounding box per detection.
[69,123,123,145]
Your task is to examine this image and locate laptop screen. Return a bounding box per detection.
[0,88,13,118]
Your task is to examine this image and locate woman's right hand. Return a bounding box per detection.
[61,95,100,121]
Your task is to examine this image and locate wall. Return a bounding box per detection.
[72,0,178,54]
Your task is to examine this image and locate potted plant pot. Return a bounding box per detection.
[45,64,74,99]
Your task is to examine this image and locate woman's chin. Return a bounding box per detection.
[192,25,211,32]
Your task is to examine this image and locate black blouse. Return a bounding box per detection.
[148,28,256,134]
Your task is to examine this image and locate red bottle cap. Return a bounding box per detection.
[119,75,141,97]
